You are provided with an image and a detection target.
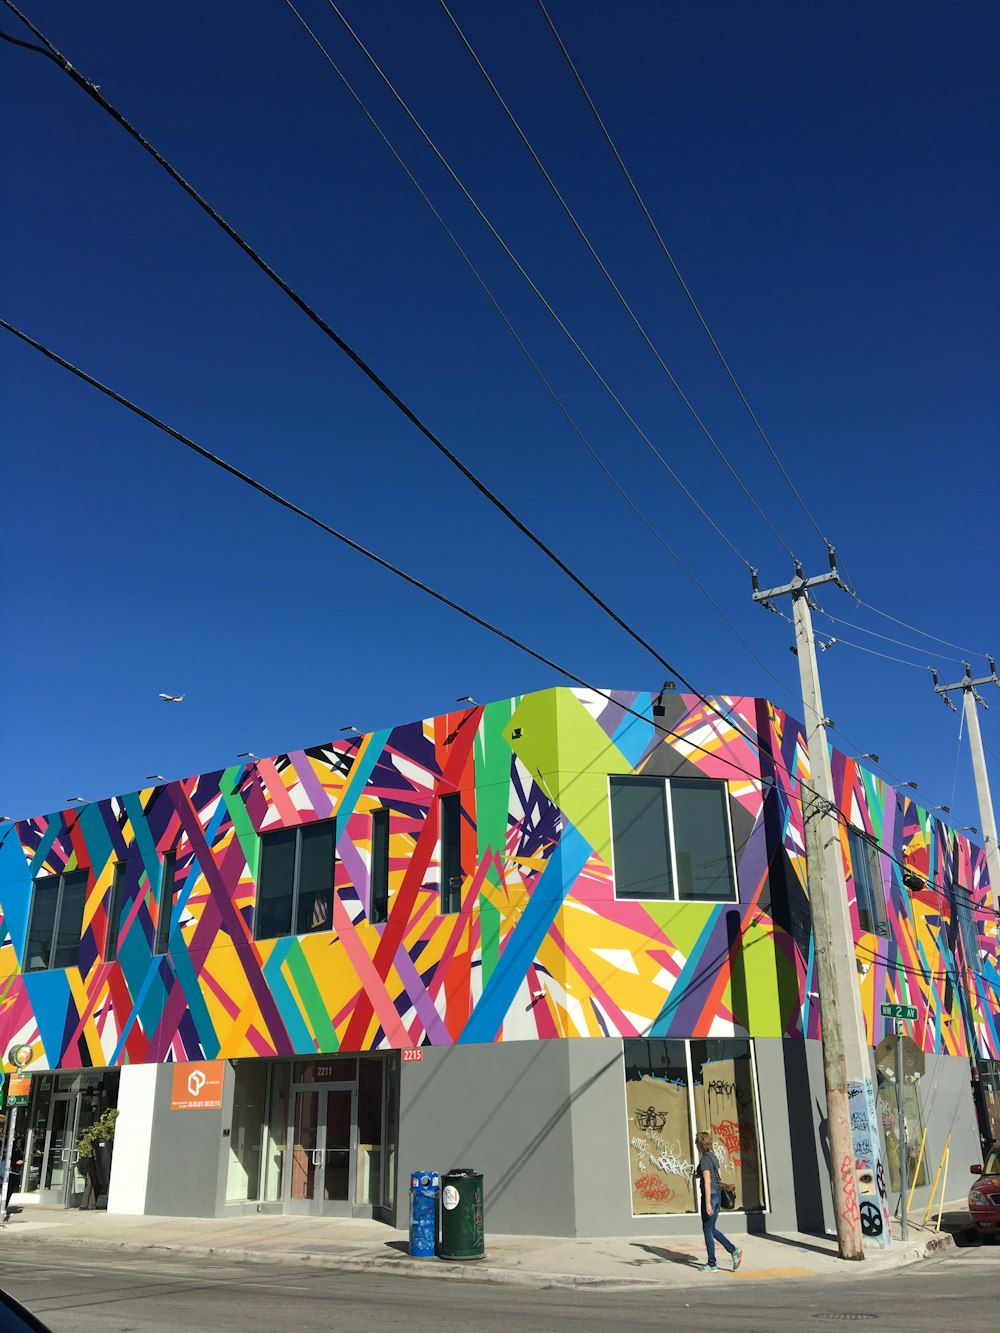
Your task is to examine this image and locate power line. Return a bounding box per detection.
[437,0,797,565]
[309,0,755,570]
[822,636,935,672]
[1,2,730,698]
[533,0,835,561]
[0,315,794,799]
[813,608,964,667]
[10,310,978,906]
[849,595,993,662]
[279,0,802,714]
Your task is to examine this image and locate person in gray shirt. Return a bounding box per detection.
[695,1130,742,1272]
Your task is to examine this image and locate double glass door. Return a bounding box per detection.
[285,1081,356,1214]
[38,1088,96,1207]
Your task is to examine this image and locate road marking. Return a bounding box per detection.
[0,1257,313,1293]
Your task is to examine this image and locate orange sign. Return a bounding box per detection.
[401,1048,423,1062]
[8,1074,32,1099]
[170,1061,224,1110]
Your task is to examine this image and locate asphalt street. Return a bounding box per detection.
[1,1240,998,1332]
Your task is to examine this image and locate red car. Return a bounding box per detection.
[969,1147,1000,1235]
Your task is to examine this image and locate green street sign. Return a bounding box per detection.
[880,1003,918,1020]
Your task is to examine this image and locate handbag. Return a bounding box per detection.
[720,1183,737,1210]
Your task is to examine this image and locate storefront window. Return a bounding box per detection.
[624,1039,695,1214]
[356,1059,383,1205]
[691,1039,764,1210]
[262,1062,291,1202]
[227,1062,268,1202]
[877,1072,929,1191]
[624,1038,765,1215]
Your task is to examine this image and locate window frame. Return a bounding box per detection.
[153,850,177,956]
[24,868,89,972]
[847,828,889,937]
[370,808,390,924]
[609,773,739,904]
[439,793,463,915]
[253,819,338,942]
[104,861,126,963]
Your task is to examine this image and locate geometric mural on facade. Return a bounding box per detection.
[0,687,995,1072]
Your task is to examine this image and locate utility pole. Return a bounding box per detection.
[754,551,872,1260]
[932,660,1000,916]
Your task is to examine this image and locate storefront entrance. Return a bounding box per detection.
[285,1081,356,1214]
[20,1071,120,1208]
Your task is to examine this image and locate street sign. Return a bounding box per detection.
[875,1032,925,1082]
[6,1044,33,1068]
[880,1003,917,1020]
[7,1073,31,1106]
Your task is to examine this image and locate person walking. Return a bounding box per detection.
[694,1130,742,1273]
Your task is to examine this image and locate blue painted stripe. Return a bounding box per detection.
[649,904,726,1036]
[0,829,33,961]
[110,957,167,1064]
[460,828,592,1044]
[262,939,317,1052]
[122,793,160,886]
[22,969,72,1061]
[610,694,655,768]
[77,804,113,878]
[28,824,58,877]
[169,935,220,1059]
[334,730,392,826]
[115,915,167,1046]
[801,935,816,1035]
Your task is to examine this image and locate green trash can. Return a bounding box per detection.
[439,1168,485,1260]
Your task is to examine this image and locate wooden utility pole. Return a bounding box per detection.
[755,555,865,1260]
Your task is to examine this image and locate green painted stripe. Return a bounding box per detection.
[221,767,259,881]
[284,942,339,1052]
[476,699,516,985]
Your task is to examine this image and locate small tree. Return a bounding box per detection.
[77,1108,118,1159]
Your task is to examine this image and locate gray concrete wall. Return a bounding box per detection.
[141,1064,234,1217]
[395,1039,578,1235]
[906,1053,980,1214]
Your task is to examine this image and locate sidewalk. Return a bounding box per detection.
[0,1203,967,1290]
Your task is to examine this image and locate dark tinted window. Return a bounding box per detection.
[255,822,337,941]
[440,794,462,914]
[370,809,390,924]
[153,851,176,956]
[610,776,673,899]
[25,870,89,971]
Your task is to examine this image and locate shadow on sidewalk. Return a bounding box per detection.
[630,1242,703,1269]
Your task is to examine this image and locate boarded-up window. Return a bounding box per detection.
[624,1037,766,1215]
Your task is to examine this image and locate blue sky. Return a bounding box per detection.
[2,0,998,829]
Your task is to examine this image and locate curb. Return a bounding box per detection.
[0,1230,658,1291]
[0,1226,959,1291]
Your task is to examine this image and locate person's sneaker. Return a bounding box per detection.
[732,1248,743,1271]
[697,1263,719,1272]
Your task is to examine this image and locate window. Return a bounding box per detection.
[104,862,126,962]
[24,870,88,971]
[439,794,463,914]
[609,775,737,902]
[255,821,336,941]
[370,809,390,924]
[847,829,888,936]
[623,1037,765,1215]
[153,851,176,956]
[955,891,982,969]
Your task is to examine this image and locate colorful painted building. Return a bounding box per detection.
[0,686,995,1235]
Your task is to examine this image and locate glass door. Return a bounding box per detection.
[39,1094,73,1205]
[284,1082,356,1214]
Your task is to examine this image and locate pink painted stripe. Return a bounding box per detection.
[287,751,335,820]
[332,895,409,1046]
[256,758,299,827]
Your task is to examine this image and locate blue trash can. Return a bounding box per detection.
[408,1170,440,1257]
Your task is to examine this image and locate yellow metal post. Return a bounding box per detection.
[907,1127,928,1214]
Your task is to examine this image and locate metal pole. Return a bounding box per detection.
[896,1021,908,1240]
[2,1105,18,1223]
